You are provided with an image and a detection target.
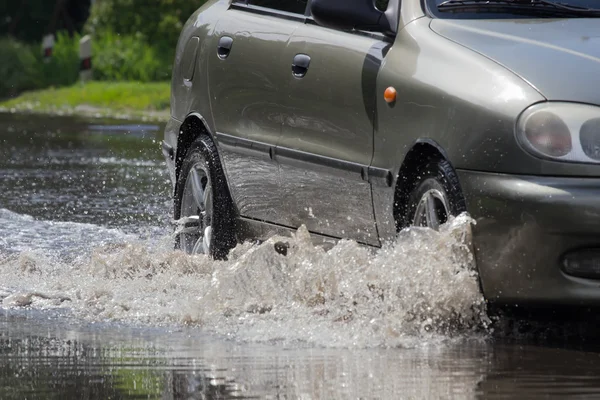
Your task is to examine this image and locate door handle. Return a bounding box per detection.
[292,54,311,78]
[217,36,233,60]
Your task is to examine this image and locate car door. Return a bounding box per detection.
[208,1,305,223]
[276,22,391,245]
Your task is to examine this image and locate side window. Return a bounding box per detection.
[247,0,308,14]
[375,0,389,10]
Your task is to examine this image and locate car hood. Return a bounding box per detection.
[430,18,600,105]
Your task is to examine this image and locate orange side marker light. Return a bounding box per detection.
[384,86,397,104]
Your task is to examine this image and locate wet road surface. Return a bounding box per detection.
[1,112,600,399]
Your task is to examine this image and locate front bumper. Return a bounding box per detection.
[458,170,600,306]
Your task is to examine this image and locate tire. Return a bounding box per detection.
[399,158,486,313]
[174,135,236,259]
[399,158,466,230]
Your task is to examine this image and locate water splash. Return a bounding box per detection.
[0,211,489,348]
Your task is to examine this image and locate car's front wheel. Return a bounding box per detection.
[401,158,467,230]
[174,135,236,259]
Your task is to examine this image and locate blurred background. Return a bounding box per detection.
[0,0,207,115]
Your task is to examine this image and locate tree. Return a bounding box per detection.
[0,0,91,42]
[85,0,206,51]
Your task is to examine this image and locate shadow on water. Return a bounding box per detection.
[491,304,600,351]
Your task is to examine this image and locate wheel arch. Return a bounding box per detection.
[392,139,462,231]
[176,112,218,183]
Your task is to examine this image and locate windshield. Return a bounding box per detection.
[427,0,600,18]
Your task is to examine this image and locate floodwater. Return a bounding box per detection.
[1,113,600,399]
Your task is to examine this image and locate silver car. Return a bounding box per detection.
[163,0,600,306]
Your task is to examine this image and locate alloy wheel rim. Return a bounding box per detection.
[412,188,450,231]
[178,163,213,254]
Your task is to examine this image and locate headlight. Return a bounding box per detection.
[516,102,600,163]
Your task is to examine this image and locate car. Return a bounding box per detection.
[162,0,600,306]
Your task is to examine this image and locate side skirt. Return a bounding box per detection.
[236,217,379,251]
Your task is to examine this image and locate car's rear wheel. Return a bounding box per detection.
[401,158,467,230]
[174,135,236,259]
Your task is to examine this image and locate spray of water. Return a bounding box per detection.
[0,211,489,348]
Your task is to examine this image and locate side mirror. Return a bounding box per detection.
[310,0,391,33]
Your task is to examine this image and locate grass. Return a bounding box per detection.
[0,81,171,121]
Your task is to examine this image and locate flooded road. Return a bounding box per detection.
[1,112,600,398]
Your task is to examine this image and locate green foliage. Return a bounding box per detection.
[85,0,206,51]
[2,1,205,92]
[0,0,91,43]
[0,81,171,115]
[84,0,207,82]
[42,31,81,87]
[0,37,43,97]
[0,29,172,98]
[92,32,171,82]
[0,33,81,98]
